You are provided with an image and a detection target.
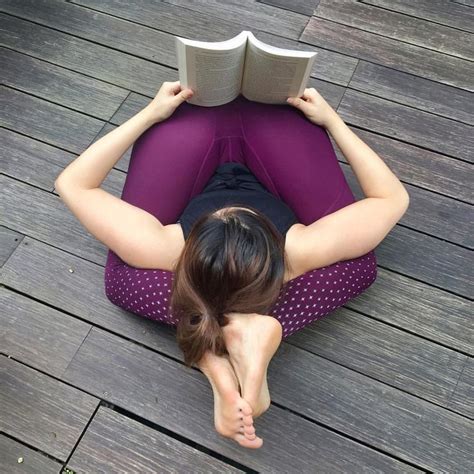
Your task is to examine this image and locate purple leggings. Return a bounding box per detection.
[104,94,377,338]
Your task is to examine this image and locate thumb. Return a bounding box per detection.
[177,89,194,102]
[286,96,307,110]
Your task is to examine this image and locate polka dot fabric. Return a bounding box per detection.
[104,250,377,339]
[103,94,378,338]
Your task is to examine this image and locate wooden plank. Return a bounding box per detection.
[374,225,473,298]
[1,287,91,377]
[0,226,23,267]
[1,48,128,120]
[286,306,467,406]
[79,0,307,40]
[258,0,319,16]
[332,127,473,204]
[0,237,183,359]
[70,0,357,86]
[68,407,244,473]
[315,0,473,60]
[1,87,104,154]
[1,128,76,191]
[300,17,474,91]
[336,89,473,162]
[360,0,474,33]
[348,267,473,356]
[448,357,474,418]
[63,327,421,472]
[349,61,474,125]
[342,164,473,248]
[0,357,99,461]
[0,174,125,265]
[0,14,174,97]
[0,435,61,473]
[2,237,470,405]
[269,343,474,472]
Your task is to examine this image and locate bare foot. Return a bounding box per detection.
[222,313,283,418]
[198,349,264,449]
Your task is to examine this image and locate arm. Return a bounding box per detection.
[289,114,410,272]
[54,81,194,269]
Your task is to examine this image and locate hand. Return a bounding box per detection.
[144,80,194,123]
[286,87,339,128]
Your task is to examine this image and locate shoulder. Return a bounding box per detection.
[283,222,335,282]
[148,223,185,271]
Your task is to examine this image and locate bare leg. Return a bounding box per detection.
[197,349,264,448]
[222,313,283,418]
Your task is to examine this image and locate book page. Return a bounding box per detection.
[241,34,317,104]
[175,32,249,107]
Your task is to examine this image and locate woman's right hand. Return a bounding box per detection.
[286,87,339,129]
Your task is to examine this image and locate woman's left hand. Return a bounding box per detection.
[144,81,194,123]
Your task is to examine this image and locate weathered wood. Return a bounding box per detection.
[0,14,176,97]
[258,0,319,16]
[69,0,357,85]
[0,237,182,359]
[77,0,308,40]
[0,226,23,267]
[448,357,474,418]
[360,0,474,33]
[1,287,91,377]
[337,89,473,162]
[68,407,244,473]
[63,327,421,472]
[1,237,469,406]
[1,87,104,154]
[375,225,473,298]
[347,267,473,356]
[332,127,473,204]
[1,128,76,191]
[0,357,99,461]
[0,435,61,473]
[286,306,467,407]
[349,61,474,125]
[315,0,473,60]
[342,163,473,248]
[1,48,128,121]
[300,17,474,91]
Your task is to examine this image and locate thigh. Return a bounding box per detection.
[120,102,217,225]
[237,97,354,224]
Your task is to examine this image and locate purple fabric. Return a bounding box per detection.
[104,94,377,338]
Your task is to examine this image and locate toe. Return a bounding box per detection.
[244,425,256,436]
[242,414,254,426]
[234,433,263,449]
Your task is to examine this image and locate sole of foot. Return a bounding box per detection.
[199,351,264,449]
[223,313,283,418]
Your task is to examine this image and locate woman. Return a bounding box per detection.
[55,81,409,449]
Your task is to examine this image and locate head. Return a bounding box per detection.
[170,205,291,367]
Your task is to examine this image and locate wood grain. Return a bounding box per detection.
[0,435,61,473]
[68,407,244,473]
[63,327,421,472]
[1,287,91,377]
[300,17,474,90]
[0,357,99,460]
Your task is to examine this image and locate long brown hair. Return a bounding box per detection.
[170,205,291,368]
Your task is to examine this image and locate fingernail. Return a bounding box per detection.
[286,98,292,103]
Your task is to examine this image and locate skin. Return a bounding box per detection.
[55,82,409,449]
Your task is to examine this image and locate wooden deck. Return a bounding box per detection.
[1,0,473,471]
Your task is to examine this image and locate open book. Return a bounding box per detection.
[175,31,317,107]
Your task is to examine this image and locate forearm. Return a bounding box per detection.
[326,115,409,201]
[55,107,157,190]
